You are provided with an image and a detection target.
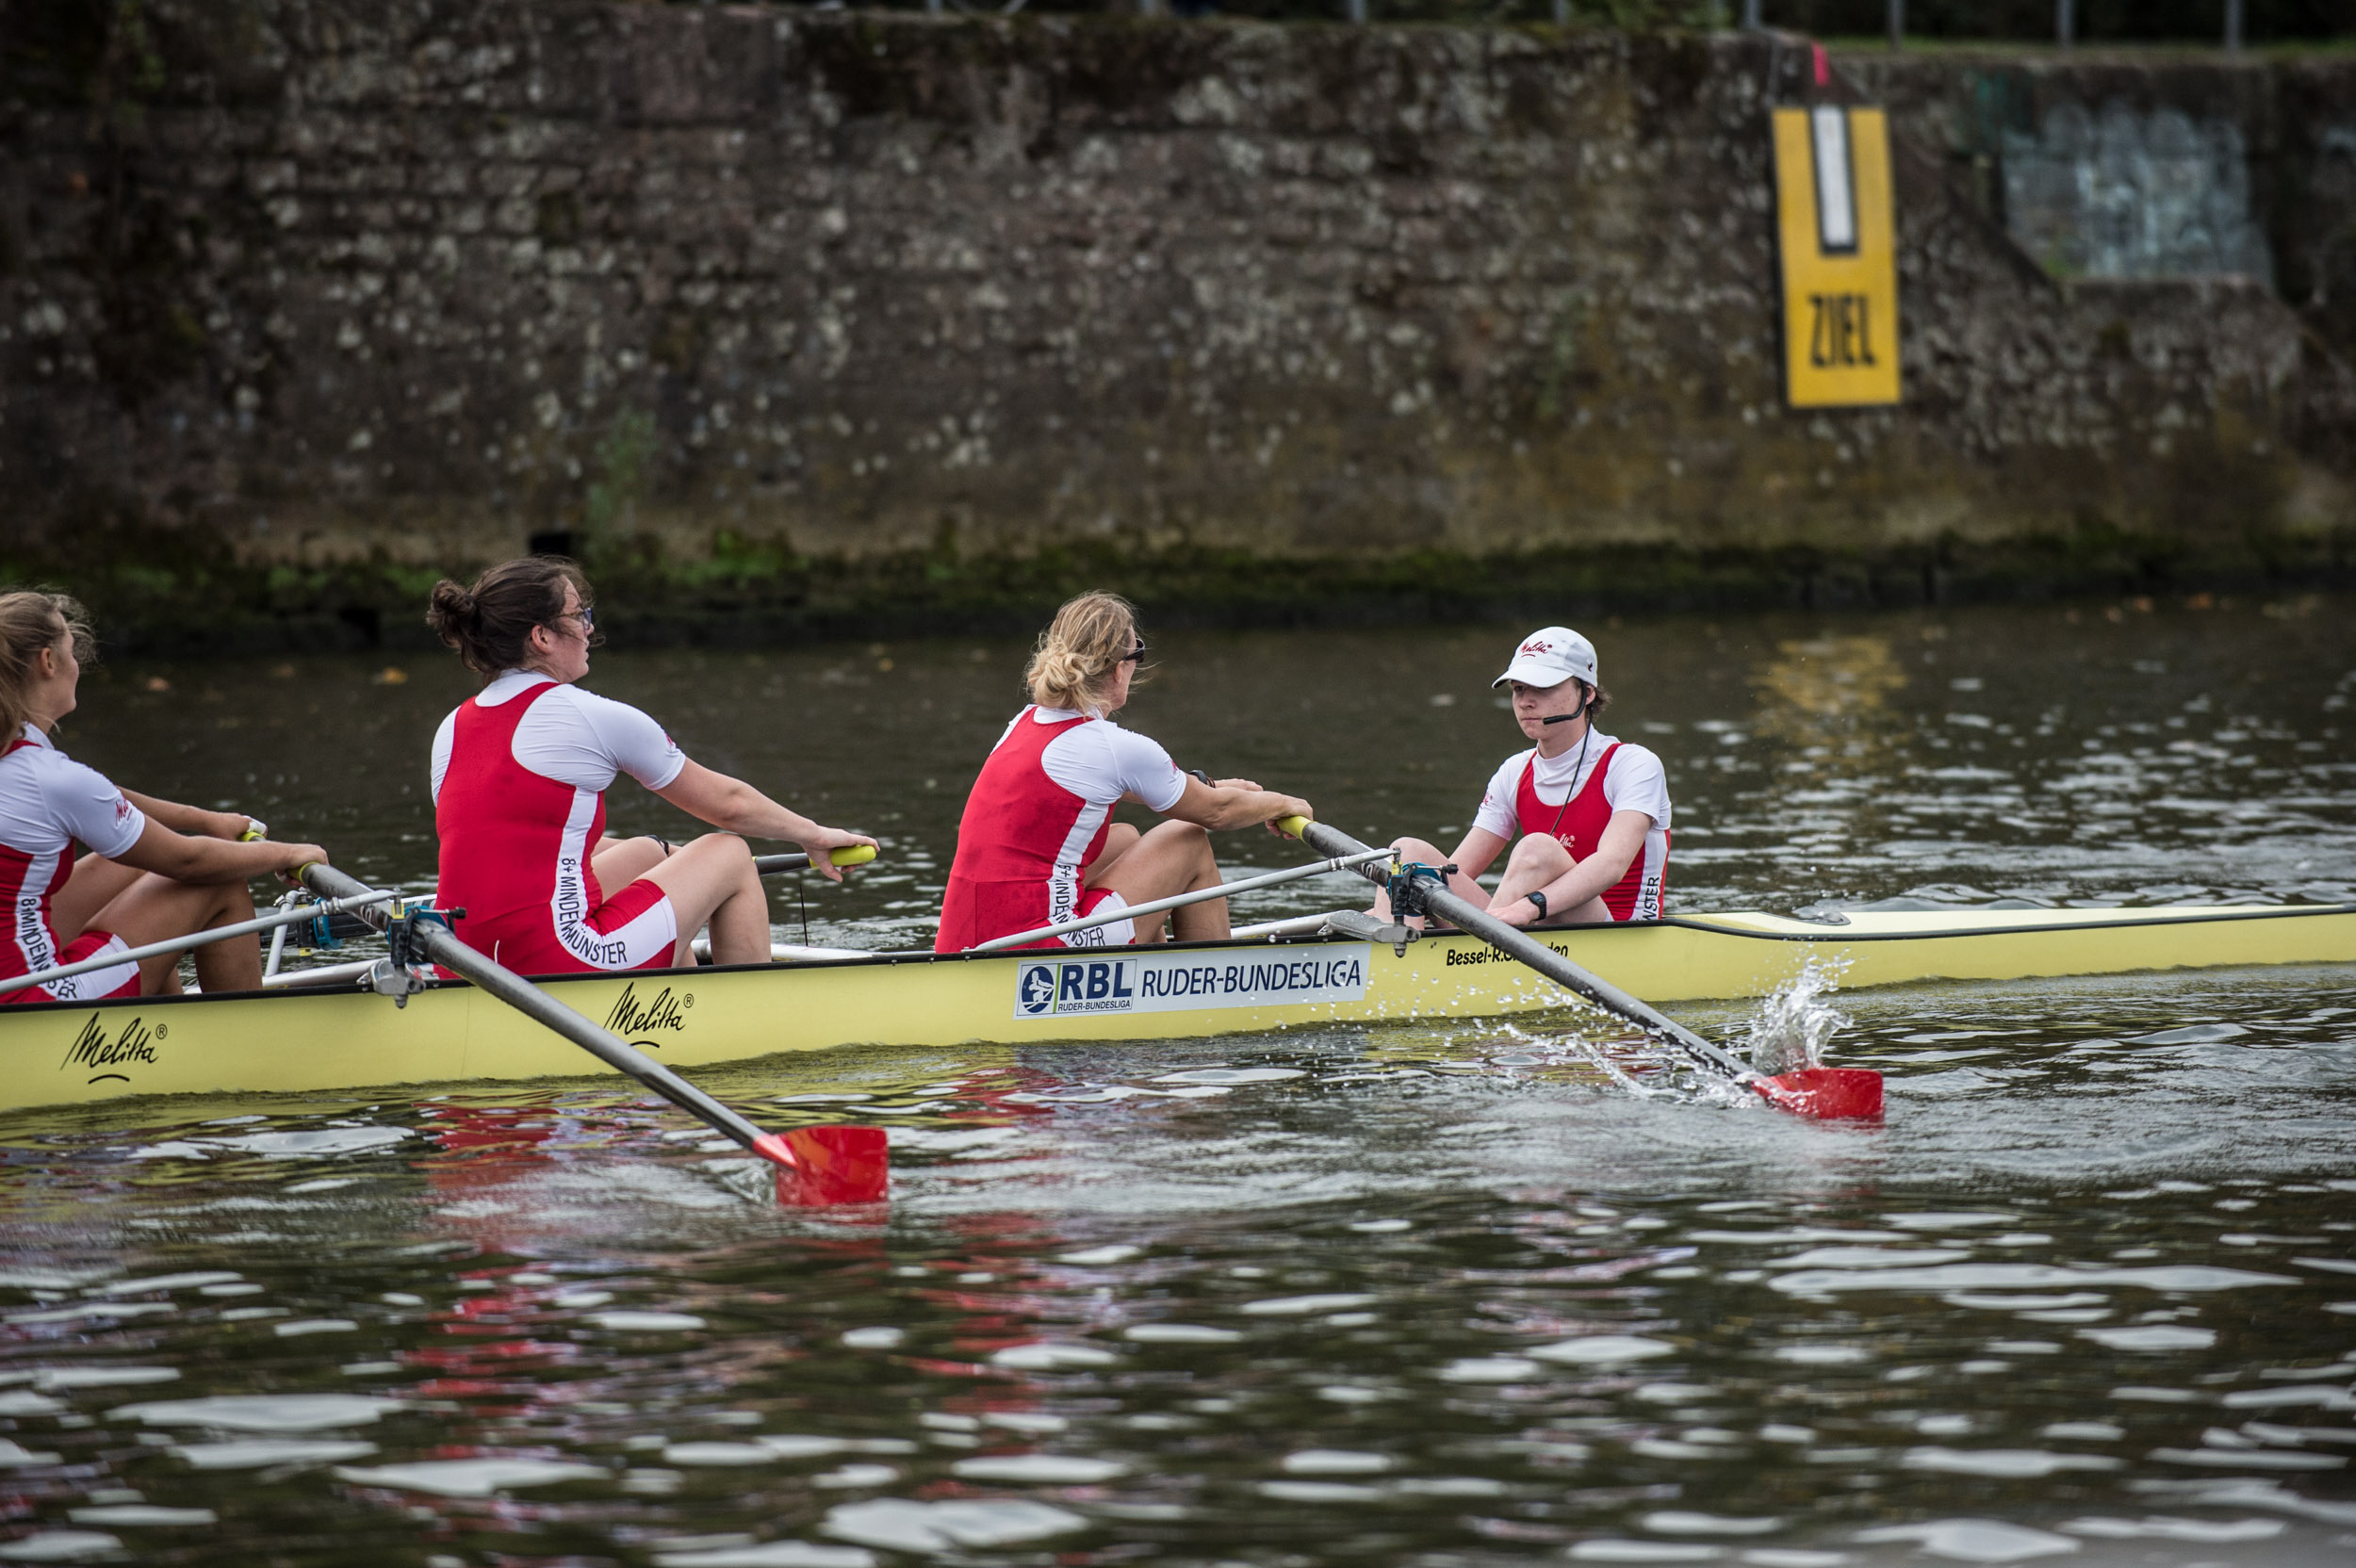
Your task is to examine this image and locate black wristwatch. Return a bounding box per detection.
[1186,768,1213,787]
[1526,890,1547,919]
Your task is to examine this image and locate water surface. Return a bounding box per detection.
[1,595,2349,1565]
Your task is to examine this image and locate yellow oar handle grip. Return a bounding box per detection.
[829,844,878,867]
[239,824,269,842]
[1274,814,1311,839]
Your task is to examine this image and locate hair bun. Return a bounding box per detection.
[426,560,590,679]
[1024,591,1138,713]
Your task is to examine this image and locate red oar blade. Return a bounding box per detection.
[1750,1068,1884,1121]
[754,1126,891,1205]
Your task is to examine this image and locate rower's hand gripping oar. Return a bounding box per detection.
[754,845,876,877]
[1274,819,1882,1121]
[297,863,889,1202]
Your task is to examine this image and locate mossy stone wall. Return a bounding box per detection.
[1,4,2351,645]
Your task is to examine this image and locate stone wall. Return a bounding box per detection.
[1854,51,2356,347]
[1,4,2352,642]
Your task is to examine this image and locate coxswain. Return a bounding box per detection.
[1381,626,1669,928]
[0,591,327,1001]
[936,592,1314,953]
[425,558,875,973]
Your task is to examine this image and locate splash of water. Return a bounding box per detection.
[1742,956,1852,1076]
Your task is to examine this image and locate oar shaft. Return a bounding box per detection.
[967,847,1394,954]
[0,890,398,1000]
[1288,820,1753,1082]
[297,865,775,1154]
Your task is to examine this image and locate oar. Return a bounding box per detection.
[297,863,889,1203]
[755,845,877,877]
[0,890,399,1001]
[1277,819,1882,1120]
[967,846,1395,954]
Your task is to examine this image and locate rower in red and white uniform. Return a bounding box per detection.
[426,558,874,974]
[937,592,1314,953]
[1380,625,1670,928]
[0,591,328,1002]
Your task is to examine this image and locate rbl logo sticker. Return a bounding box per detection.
[1012,948,1370,1020]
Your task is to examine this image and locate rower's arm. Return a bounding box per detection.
[1444,826,1510,881]
[1160,775,1313,833]
[1530,808,1652,913]
[652,760,877,882]
[110,819,324,884]
[121,791,252,841]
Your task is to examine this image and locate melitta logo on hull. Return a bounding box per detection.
[1014,945,1372,1020]
[605,983,692,1039]
[61,1012,163,1085]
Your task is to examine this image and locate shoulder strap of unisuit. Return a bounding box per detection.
[1542,734,1604,841]
[465,677,563,721]
[512,678,564,711]
[1579,743,1623,799]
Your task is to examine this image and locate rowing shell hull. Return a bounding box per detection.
[6,904,2349,1114]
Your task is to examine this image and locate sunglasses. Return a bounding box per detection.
[1120,642,1148,663]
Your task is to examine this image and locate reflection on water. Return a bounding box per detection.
[0,596,2349,1563]
[1751,633,1913,752]
[0,967,2351,1565]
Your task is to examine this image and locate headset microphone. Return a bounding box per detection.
[1540,693,1591,727]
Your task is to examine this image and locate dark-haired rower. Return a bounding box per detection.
[425,558,874,973]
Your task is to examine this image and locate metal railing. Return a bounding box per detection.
[790,0,2342,45]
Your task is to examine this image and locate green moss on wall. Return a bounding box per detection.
[5,523,2341,657]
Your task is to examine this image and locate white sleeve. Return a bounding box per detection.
[1039,723,1186,813]
[1601,744,1671,831]
[45,756,146,858]
[430,710,456,805]
[1109,727,1186,813]
[574,689,687,790]
[515,687,687,794]
[1471,753,1528,841]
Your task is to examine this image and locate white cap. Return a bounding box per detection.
[1492,626,1598,691]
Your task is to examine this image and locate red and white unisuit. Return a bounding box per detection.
[936,706,1186,953]
[0,726,145,1004]
[1473,730,1671,922]
[431,671,687,975]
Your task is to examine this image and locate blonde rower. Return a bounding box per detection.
[936,593,1313,952]
[0,592,327,1001]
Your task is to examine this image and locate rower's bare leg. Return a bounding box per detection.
[1083,823,1140,883]
[1369,837,1488,925]
[1488,834,1608,924]
[49,853,144,941]
[1088,820,1225,944]
[84,871,263,994]
[592,836,670,890]
[638,833,769,966]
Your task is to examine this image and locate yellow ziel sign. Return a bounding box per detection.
[1773,105,1900,408]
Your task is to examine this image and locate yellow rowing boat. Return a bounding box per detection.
[4,903,2348,1115]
